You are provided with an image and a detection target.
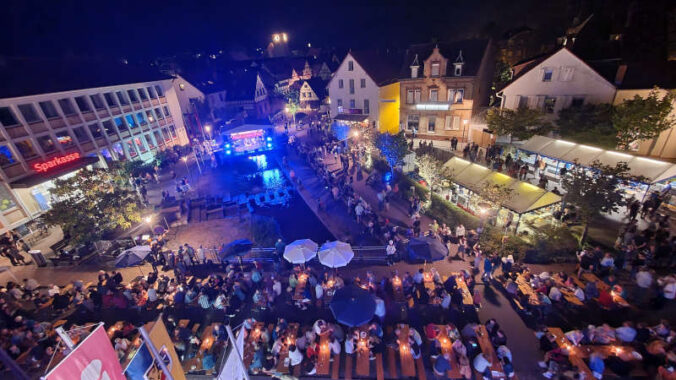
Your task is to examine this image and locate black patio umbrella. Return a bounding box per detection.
[407,236,448,262]
[329,285,376,327]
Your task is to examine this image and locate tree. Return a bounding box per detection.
[612,89,676,150]
[486,106,552,141]
[478,182,514,211]
[557,103,617,149]
[375,131,409,174]
[561,160,639,246]
[489,60,512,106]
[41,169,142,245]
[415,154,448,198]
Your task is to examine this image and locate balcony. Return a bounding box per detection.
[80,141,95,152]
[133,102,143,111]
[122,105,132,113]
[48,117,66,129]
[66,114,82,125]
[96,109,109,118]
[5,125,29,139]
[151,99,159,106]
[142,100,151,108]
[94,137,107,146]
[81,111,97,122]
[109,106,122,115]
[27,121,48,134]
[159,96,167,104]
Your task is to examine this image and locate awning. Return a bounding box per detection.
[9,156,100,188]
[518,135,676,184]
[333,114,368,122]
[441,156,562,214]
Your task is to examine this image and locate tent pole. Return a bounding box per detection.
[225,325,251,380]
[139,325,174,380]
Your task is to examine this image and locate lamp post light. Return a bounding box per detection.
[204,124,211,140]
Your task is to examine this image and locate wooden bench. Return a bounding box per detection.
[376,352,385,380]
[415,357,427,380]
[331,352,341,380]
[344,353,353,380]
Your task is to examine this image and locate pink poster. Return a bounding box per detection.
[46,324,126,380]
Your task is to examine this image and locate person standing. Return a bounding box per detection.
[386,240,397,266]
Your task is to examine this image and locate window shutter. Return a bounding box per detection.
[527,96,538,109]
[445,116,452,130]
[536,96,545,110]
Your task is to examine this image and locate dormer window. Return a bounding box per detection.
[454,63,463,76]
[431,62,440,77]
[410,66,419,78]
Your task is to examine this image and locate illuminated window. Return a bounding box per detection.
[179,83,185,91]
[55,131,74,147]
[125,115,137,128]
[428,116,436,132]
[37,135,56,153]
[145,134,155,149]
[125,140,138,157]
[153,131,164,145]
[14,139,38,159]
[431,62,440,77]
[169,125,177,138]
[349,99,356,109]
[407,115,419,130]
[146,110,155,122]
[134,137,147,153]
[136,112,147,125]
[114,117,128,131]
[0,145,17,167]
[89,123,105,139]
[161,128,171,141]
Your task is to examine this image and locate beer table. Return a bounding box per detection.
[474,325,505,378]
[316,331,331,376]
[275,323,300,373]
[396,324,416,377]
[434,324,461,378]
[355,327,371,377]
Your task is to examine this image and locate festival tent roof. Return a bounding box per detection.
[442,157,562,214]
[518,136,676,184]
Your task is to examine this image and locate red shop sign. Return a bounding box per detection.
[33,152,81,173]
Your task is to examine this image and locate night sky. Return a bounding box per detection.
[0,0,587,60]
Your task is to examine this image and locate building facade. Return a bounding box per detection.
[327,50,401,132]
[0,73,189,237]
[399,40,493,142]
[499,48,616,115]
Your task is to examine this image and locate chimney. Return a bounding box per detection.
[614,64,627,85]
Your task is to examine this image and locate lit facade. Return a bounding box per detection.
[0,79,189,236]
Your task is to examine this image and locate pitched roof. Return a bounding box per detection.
[0,57,171,99]
[349,49,404,86]
[220,69,261,101]
[304,77,329,99]
[399,39,490,78]
[588,59,676,89]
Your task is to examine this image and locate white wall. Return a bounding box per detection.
[171,75,205,117]
[501,49,616,113]
[327,53,380,121]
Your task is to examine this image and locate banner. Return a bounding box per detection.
[218,327,246,380]
[124,319,186,380]
[45,324,125,380]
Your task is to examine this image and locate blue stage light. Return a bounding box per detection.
[226,150,231,155]
[225,144,231,148]
[266,137,272,141]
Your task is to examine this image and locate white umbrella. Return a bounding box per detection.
[283,239,318,264]
[318,241,354,268]
[115,245,152,267]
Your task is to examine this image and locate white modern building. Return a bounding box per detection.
[327,50,402,132]
[0,58,190,238]
[498,47,616,115]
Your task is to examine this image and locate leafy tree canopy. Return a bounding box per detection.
[557,103,617,149]
[486,107,552,141]
[612,89,676,150]
[375,131,409,173]
[40,169,142,245]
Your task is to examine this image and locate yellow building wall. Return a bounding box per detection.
[378,82,400,134]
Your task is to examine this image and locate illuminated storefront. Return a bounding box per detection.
[441,157,562,235]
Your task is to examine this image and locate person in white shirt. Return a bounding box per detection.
[147,287,158,302]
[385,240,396,266]
[47,284,60,297]
[548,286,562,302]
[374,297,386,322]
[636,268,653,289]
[413,269,424,285]
[23,278,39,292]
[574,286,585,302]
[441,291,451,309]
[473,352,492,379]
[329,337,341,355]
[456,224,466,238]
[287,344,303,367]
[273,278,282,296]
[659,276,676,300]
[345,338,355,354]
[196,245,205,263]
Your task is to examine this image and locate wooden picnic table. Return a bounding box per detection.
[515,274,540,305]
[293,274,309,301]
[454,275,474,306]
[396,325,416,377]
[355,327,371,377]
[317,331,332,376]
[581,273,630,307]
[474,325,505,378]
[178,319,190,329]
[275,323,300,373]
[391,276,406,303]
[547,327,593,379]
[243,322,266,369]
[182,323,218,373]
[435,325,461,378]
